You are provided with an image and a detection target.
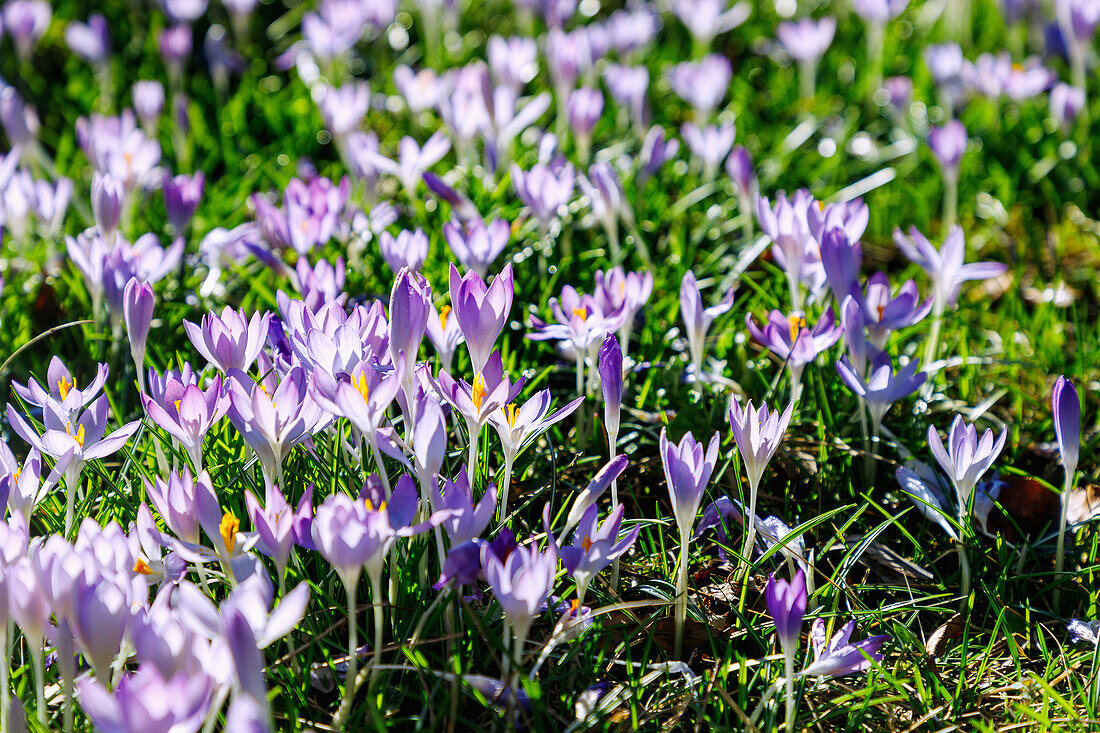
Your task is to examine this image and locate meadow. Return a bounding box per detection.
[0,0,1099,730]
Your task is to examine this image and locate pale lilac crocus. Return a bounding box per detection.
[434,467,496,546]
[893,225,1007,369]
[246,483,313,592]
[133,81,165,131]
[3,0,50,59]
[511,161,575,229]
[140,373,227,472]
[660,427,720,658]
[379,228,429,273]
[856,272,933,351]
[547,503,639,607]
[756,190,815,310]
[485,543,557,678]
[836,352,926,433]
[316,80,370,141]
[487,388,583,520]
[777,17,836,99]
[226,366,324,486]
[681,122,735,180]
[144,468,222,546]
[184,306,271,374]
[92,172,124,240]
[637,125,679,184]
[443,216,510,278]
[766,569,807,733]
[802,618,889,677]
[680,270,735,381]
[747,308,842,402]
[426,299,465,373]
[77,664,212,733]
[579,162,631,263]
[66,13,110,66]
[928,120,967,227]
[163,171,204,232]
[1050,83,1085,132]
[728,398,794,569]
[594,267,653,356]
[671,0,750,48]
[668,54,731,119]
[364,131,451,198]
[449,263,513,375]
[567,87,603,160]
[1053,376,1080,591]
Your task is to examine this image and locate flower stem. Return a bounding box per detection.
[866,21,884,97]
[334,582,359,728]
[674,528,690,659]
[942,173,958,232]
[741,476,761,581]
[497,453,515,522]
[1055,470,1075,607]
[466,418,480,485]
[368,572,385,700]
[956,537,971,602]
[784,652,796,733]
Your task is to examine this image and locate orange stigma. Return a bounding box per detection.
[220,511,239,555]
[440,304,452,330]
[472,372,487,411]
[133,558,154,575]
[58,377,72,400]
[788,315,807,343]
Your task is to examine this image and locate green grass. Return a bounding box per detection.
[2,0,1100,730]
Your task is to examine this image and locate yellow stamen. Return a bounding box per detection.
[788,315,807,343]
[876,304,885,322]
[174,399,182,414]
[58,377,72,400]
[572,306,589,320]
[364,497,387,513]
[570,598,580,615]
[67,423,86,448]
[504,403,519,429]
[133,558,154,575]
[220,511,239,555]
[581,535,593,552]
[352,371,370,403]
[440,304,452,331]
[472,372,487,411]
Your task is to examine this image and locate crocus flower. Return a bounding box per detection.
[680,270,735,380]
[246,483,314,588]
[1050,83,1085,130]
[316,80,370,140]
[637,125,679,184]
[71,572,140,679]
[548,503,639,607]
[133,81,165,130]
[11,355,109,426]
[163,171,204,232]
[856,273,933,351]
[379,228,429,273]
[141,375,228,473]
[661,427,720,657]
[593,267,653,357]
[393,65,445,114]
[226,366,324,486]
[727,397,794,560]
[927,415,1007,524]
[251,175,350,255]
[92,172,124,239]
[836,353,926,433]
[802,618,889,677]
[681,122,735,180]
[144,468,222,546]
[668,55,731,118]
[766,569,806,659]
[777,17,836,63]
[852,0,907,23]
[77,663,212,733]
[528,285,627,366]
[928,120,967,180]
[511,161,575,228]
[448,263,513,375]
[426,299,465,373]
[184,306,271,374]
[599,334,624,458]
[1053,375,1081,587]
[443,216,510,278]
[819,227,862,306]
[66,13,110,66]
[567,87,604,139]
[671,0,750,47]
[746,308,842,402]
[756,191,816,310]
[124,278,155,390]
[485,543,557,670]
[3,0,51,59]
[487,388,583,519]
[363,131,451,197]
[894,226,1008,317]
[434,467,496,546]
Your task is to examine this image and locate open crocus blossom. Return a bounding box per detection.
[449,262,514,375]
[485,542,557,678]
[802,618,889,678]
[728,397,794,569]
[184,306,271,374]
[835,352,926,434]
[77,663,213,733]
[547,503,639,608]
[680,270,735,381]
[443,216,510,278]
[747,307,842,402]
[140,374,228,473]
[12,356,109,426]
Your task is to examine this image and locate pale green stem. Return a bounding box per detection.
[371,439,391,497]
[784,649,796,733]
[497,452,515,522]
[368,572,385,699]
[333,581,359,728]
[866,21,884,96]
[609,430,621,590]
[741,476,761,580]
[673,527,690,659]
[1055,469,1075,606]
[942,172,958,233]
[29,641,45,727]
[799,58,816,101]
[466,418,480,484]
[1,622,9,733]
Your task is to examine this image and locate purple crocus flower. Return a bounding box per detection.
[928,120,967,179]
[77,663,212,733]
[226,366,324,486]
[393,65,444,114]
[836,352,926,433]
[726,146,756,205]
[511,161,575,228]
[668,55,731,118]
[637,125,679,184]
[856,273,933,350]
[681,122,735,180]
[852,0,907,23]
[599,333,624,453]
[777,17,836,63]
[488,35,539,92]
[661,428,720,541]
[65,13,110,66]
[295,256,346,310]
[426,299,465,373]
[144,468,222,545]
[379,228,429,274]
[443,216,510,278]
[819,227,862,306]
[594,267,653,356]
[893,225,1008,315]
[527,285,626,364]
[246,483,314,586]
[432,350,525,433]
[1050,83,1086,130]
[124,278,155,389]
[746,307,842,402]
[448,263,513,375]
[316,81,370,140]
[680,271,735,380]
[434,467,496,545]
[547,503,639,607]
[485,543,557,662]
[603,63,649,129]
[927,415,1007,522]
[802,618,889,677]
[756,190,816,310]
[766,569,807,660]
[92,172,124,240]
[363,132,451,197]
[1053,376,1080,481]
[3,0,50,59]
[388,268,432,414]
[163,171,204,232]
[671,0,750,47]
[71,573,139,679]
[141,374,229,471]
[133,81,165,130]
[184,306,271,374]
[567,87,604,139]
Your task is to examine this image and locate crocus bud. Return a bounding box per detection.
[3,0,51,59]
[388,268,432,384]
[65,13,110,66]
[124,278,155,390]
[163,171,204,232]
[765,570,807,660]
[92,172,124,238]
[928,120,967,178]
[159,24,192,70]
[379,228,429,274]
[0,86,39,147]
[1053,376,1080,480]
[598,333,623,444]
[568,87,604,139]
[1050,83,1085,131]
[133,81,166,130]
